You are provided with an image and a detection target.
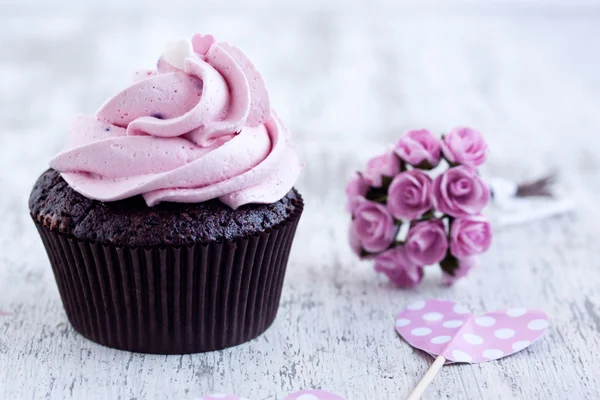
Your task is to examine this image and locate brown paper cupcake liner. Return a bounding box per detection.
[33,197,303,354]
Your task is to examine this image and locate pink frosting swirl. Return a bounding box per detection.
[50,36,302,208]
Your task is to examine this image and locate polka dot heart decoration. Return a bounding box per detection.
[396,299,549,399]
[198,389,344,400]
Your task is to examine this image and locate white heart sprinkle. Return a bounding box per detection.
[512,340,532,351]
[407,300,426,310]
[163,38,194,70]
[506,308,527,318]
[494,328,515,339]
[423,312,443,321]
[431,335,452,344]
[411,327,432,336]
[528,319,549,331]
[396,318,411,328]
[475,316,496,327]
[443,320,464,328]
[451,349,472,362]
[463,334,484,345]
[483,349,504,359]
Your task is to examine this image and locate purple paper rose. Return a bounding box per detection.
[443,256,479,286]
[387,170,433,220]
[394,129,442,168]
[405,219,449,266]
[374,246,424,287]
[364,151,401,187]
[442,127,487,168]
[350,200,398,254]
[433,166,490,218]
[345,172,369,213]
[450,215,492,258]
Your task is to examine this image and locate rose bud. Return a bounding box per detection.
[375,246,424,287]
[350,200,398,253]
[345,172,369,213]
[450,215,492,258]
[433,166,491,218]
[387,170,433,220]
[405,219,449,266]
[442,127,487,168]
[394,129,442,168]
[364,151,401,188]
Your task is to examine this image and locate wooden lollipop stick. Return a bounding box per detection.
[407,355,446,400]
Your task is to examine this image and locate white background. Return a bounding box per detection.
[1,1,600,399]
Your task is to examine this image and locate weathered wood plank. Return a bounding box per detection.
[1,6,599,400]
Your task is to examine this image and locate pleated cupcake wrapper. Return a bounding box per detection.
[33,199,303,354]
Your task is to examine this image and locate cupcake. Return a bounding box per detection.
[29,34,303,354]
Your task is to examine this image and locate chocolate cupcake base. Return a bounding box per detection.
[32,191,303,354]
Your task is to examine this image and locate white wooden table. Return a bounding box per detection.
[1,1,600,399]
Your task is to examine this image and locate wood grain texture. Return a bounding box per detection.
[1,2,600,399]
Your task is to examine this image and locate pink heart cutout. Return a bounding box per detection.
[192,34,216,55]
[199,389,343,400]
[396,299,549,364]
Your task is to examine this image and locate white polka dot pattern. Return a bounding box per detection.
[452,349,472,362]
[431,336,452,344]
[395,318,411,328]
[506,308,527,318]
[395,299,549,364]
[297,395,320,400]
[494,328,515,339]
[411,327,432,336]
[463,334,484,345]
[443,320,464,328]
[512,340,532,351]
[423,312,443,321]
[475,316,496,327]
[483,349,504,359]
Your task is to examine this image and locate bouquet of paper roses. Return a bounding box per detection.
[346,128,492,287]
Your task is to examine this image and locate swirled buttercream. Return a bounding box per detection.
[50,34,302,209]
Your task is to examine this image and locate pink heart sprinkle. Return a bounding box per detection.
[396,299,549,364]
[192,34,216,55]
